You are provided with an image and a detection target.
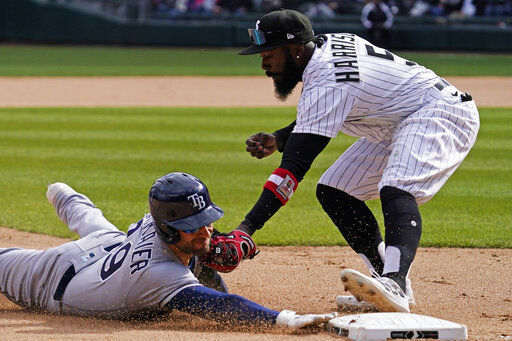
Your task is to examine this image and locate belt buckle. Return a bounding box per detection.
[434,79,449,91]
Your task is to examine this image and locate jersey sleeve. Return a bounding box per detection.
[273,120,296,152]
[294,86,356,138]
[166,285,279,325]
[128,262,201,308]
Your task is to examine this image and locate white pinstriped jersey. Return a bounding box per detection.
[294,33,441,143]
[295,33,479,204]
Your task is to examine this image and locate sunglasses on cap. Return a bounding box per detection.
[248,29,298,46]
[248,29,267,45]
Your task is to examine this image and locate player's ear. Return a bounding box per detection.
[291,44,304,60]
[296,44,304,57]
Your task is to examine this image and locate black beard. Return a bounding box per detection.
[268,51,302,101]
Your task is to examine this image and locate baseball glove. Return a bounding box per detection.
[200,229,259,273]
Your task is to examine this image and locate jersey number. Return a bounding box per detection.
[365,45,417,66]
[100,243,131,281]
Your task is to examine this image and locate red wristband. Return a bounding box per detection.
[263,168,298,205]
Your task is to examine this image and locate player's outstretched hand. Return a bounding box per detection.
[245,132,277,159]
[276,310,338,330]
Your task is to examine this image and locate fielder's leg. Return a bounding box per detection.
[317,138,391,275]
[316,184,385,276]
[379,186,422,292]
[46,182,119,238]
[363,85,481,311]
[319,138,417,312]
[379,85,480,288]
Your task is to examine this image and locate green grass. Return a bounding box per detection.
[0,107,510,247]
[399,52,512,76]
[0,46,261,76]
[1,45,512,76]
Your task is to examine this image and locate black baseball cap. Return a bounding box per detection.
[239,9,315,55]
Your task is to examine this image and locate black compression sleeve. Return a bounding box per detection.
[243,133,330,231]
[242,188,282,232]
[279,133,330,182]
[272,120,296,152]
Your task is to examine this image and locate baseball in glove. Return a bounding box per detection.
[200,229,259,273]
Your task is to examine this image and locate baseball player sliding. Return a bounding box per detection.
[0,172,337,329]
[235,9,480,313]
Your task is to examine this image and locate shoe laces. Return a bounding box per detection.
[379,277,406,298]
[370,268,381,279]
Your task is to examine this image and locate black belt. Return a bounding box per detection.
[53,242,121,301]
[54,264,76,301]
[434,79,473,102]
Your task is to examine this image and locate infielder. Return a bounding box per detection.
[235,9,480,313]
[0,172,337,329]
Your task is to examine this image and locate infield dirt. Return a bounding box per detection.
[0,76,511,340]
[0,76,511,107]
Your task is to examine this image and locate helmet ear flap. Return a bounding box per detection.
[154,220,181,244]
[167,226,181,244]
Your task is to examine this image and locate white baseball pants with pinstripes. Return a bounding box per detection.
[318,85,480,205]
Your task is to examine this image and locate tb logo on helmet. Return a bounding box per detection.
[188,193,206,209]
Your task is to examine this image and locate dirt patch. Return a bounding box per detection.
[0,76,511,107]
[0,76,511,340]
[1,227,511,340]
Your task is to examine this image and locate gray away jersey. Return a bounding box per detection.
[0,185,201,317]
[61,213,200,316]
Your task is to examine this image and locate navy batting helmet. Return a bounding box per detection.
[148,172,224,244]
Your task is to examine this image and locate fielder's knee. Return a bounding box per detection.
[380,186,422,244]
[316,183,349,209]
[316,183,328,205]
[380,186,420,223]
[316,184,368,223]
[317,184,385,274]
